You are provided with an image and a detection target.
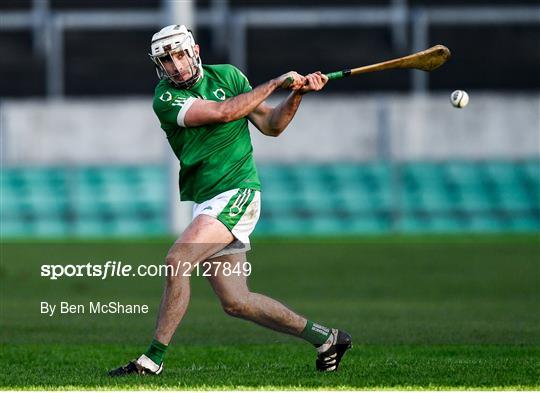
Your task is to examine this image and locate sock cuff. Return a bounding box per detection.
[151,338,168,350]
[144,338,168,366]
[301,320,332,346]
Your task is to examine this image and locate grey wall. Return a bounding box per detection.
[1,99,166,165]
[1,94,538,166]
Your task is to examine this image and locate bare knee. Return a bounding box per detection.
[165,253,178,266]
[222,296,250,318]
[164,254,190,285]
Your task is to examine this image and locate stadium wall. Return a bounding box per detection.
[2,94,538,165]
[1,95,538,237]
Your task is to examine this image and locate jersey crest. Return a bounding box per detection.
[159,91,172,102]
[212,88,226,101]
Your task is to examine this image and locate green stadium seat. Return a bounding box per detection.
[308,216,348,234]
[468,215,506,232]
[521,161,540,183]
[260,216,310,235]
[2,162,539,238]
[101,183,134,199]
[112,217,154,236]
[252,218,272,235]
[102,200,141,216]
[268,192,308,214]
[455,188,494,212]
[75,167,103,185]
[260,184,289,200]
[98,167,135,184]
[403,163,445,190]
[347,216,390,233]
[399,215,432,233]
[444,162,482,185]
[403,188,454,212]
[482,162,521,192]
[1,219,32,237]
[73,218,110,236]
[300,192,338,213]
[288,164,326,183]
[370,190,392,211]
[137,185,167,203]
[138,200,166,216]
[71,195,103,216]
[298,180,330,195]
[326,163,362,183]
[340,188,374,213]
[496,189,534,211]
[25,193,68,216]
[427,216,467,233]
[258,165,296,184]
[34,218,69,237]
[138,165,166,177]
[1,188,22,214]
[1,165,169,238]
[508,216,540,231]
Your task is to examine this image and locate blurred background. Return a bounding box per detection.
[1,0,539,238]
[1,4,539,389]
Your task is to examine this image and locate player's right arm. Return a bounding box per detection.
[183,72,306,127]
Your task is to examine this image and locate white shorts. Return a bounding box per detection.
[192,188,261,258]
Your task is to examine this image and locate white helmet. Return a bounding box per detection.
[149,25,203,89]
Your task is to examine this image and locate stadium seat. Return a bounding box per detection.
[34,218,70,237]
[455,188,495,212]
[467,215,506,232]
[399,214,432,233]
[73,218,110,237]
[347,215,391,233]
[427,216,467,233]
[261,216,311,235]
[404,188,455,212]
[444,162,482,186]
[496,188,534,211]
[508,216,540,231]
[339,188,374,213]
[521,161,540,184]
[327,163,362,184]
[2,161,539,237]
[1,218,32,237]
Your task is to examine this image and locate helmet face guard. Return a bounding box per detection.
[151,48,201,89]
[149,25,203,89]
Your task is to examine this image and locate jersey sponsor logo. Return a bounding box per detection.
[159,91,172,102]
[171,96,188,107]
[213,88,226,101]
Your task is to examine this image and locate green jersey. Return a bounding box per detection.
[152,64,261,203]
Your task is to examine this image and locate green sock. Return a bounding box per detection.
[144,338,168,365]
[300,320,332,346]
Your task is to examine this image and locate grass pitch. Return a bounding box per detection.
[1,234,539,389]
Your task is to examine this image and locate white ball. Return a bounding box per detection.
[450,90,469,108]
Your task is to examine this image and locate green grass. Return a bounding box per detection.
[1,234,539,389]
[1,344,538,390]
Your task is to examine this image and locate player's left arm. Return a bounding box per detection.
[248,72,328,137]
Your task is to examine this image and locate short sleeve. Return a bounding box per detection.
[231,66,252,95]
[153,90,196,128]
